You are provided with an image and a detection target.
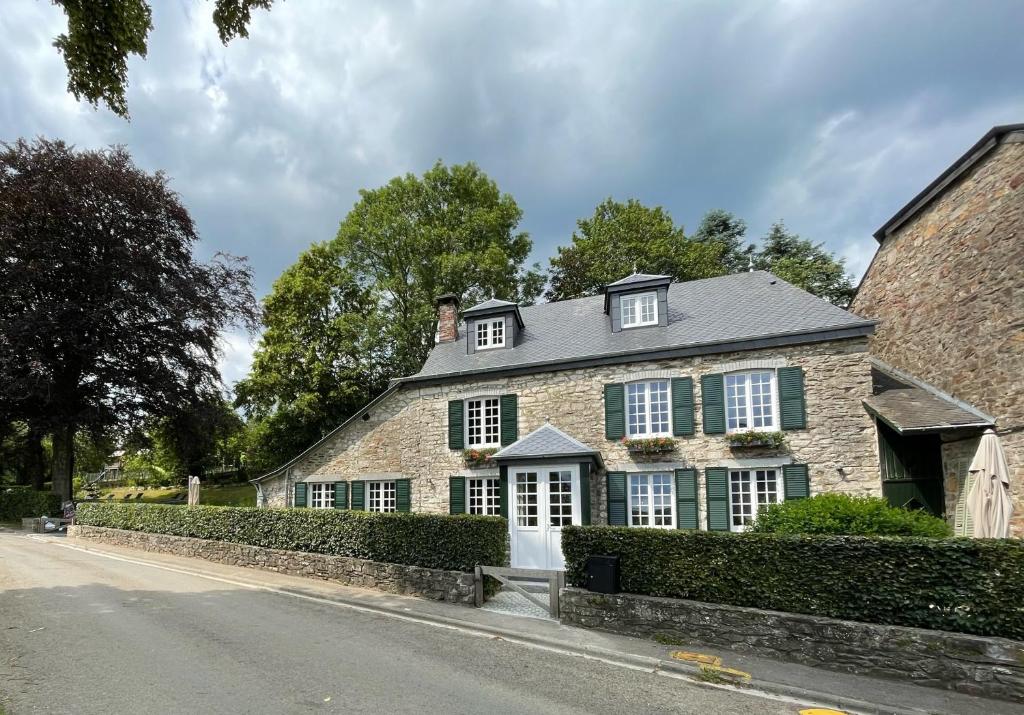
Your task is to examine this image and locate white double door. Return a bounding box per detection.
[509,464,580,570]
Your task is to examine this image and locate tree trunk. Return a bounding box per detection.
[25,426,45,490]
[51,423,75,501]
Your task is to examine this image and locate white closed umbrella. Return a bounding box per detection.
[967,429,1013,538]
[187,476,201,506]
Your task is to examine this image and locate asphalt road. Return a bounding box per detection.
[0,531,799,715]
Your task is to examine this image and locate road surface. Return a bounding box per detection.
[0,530,800,714]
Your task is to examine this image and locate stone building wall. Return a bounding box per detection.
[259,337,879,526]
[852,136,1024,535]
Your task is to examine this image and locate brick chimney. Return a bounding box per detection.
[436,293,460,343]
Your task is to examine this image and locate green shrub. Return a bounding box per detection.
[0,487,63,520]
[749,493,951,538]
[76,502,507,572]
[562,525,1024,639]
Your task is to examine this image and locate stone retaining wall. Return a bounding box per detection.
[560,587,1024,702]
[68,525,476,605]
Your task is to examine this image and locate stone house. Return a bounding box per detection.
[851,123,1023,537]
[253,270,883,569]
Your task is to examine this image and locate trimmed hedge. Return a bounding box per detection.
[563,525,1024,639]
[750,493,951,538]
[76,502,507,572]
[0,488,63,521]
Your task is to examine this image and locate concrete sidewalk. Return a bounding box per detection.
[43,532,1019,715]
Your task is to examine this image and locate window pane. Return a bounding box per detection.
[476,322,489,348]
[468,477,501,516]
[649,381,670,434]
[549,470,573,527]
[467,397,500,447]
[750,372,774,428]
[630,474,649,526]
[627,383,647,435]
[726,374,748,430]
[640,293,656,323]
[484,397,500,444]
[368,481,396,512]
[516,473,538,526]
[491,320,504,346]
[730,470,754,528]
[621,296,637,326]
[651,473,672,527]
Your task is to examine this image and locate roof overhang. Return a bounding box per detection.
[462,303,525,329]
[494,452,604,468]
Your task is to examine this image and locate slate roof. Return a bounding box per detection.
[492,423,601,463]
[464,298,519,313]
[606,273,671,287]
[863,360,994,433]
[408,271,875,383]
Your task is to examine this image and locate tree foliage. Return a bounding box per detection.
[546,199,725,301]
[51,0,275,118]
[690,208,754,273]
[753,221,855,307]
[0,138,257,498]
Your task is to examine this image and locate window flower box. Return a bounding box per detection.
[621,437,677,455]
[463,448,498,468]
[725,431,787,450]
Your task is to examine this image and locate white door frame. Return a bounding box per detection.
[509,463,580,570]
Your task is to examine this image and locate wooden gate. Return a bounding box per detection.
[474,565,565,617]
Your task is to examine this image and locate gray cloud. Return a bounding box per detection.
[2,0,1023,384]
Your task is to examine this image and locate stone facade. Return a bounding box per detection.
[852,134,1024,536]
[559,587,1024,702]
[259,337,880,527]
[68,525,477,605]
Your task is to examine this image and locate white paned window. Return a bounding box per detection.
[475,319,506,349]
[367,480,396,512]
[620,291,658,328]
[309,483,334,509]
[626,380,671,436]
[725,370,777,432]
[729,469,780,531]
[468,477,501,516]
[466,397,501,447]
[629,473,674,528]
[548,470,573,527]
[516,472,538,526]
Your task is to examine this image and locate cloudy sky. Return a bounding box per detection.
[2,0,1023,387]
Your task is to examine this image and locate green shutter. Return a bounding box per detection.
[675,468,698,529]
[671,377,695,436]
[499,466,509,520]
[705,467,729,531]
[782,464,809,500]
[607,471,627,526]
[580,462,592,525]
[701,374,726,434]
[449,477,466,514]
[396,479,411,512]
[350,481,365,511]
[333,481,348,509]
[500,394,518,446]
[778,366,806,430]
[954,468,975,537]
[604,384,625,439]
[448,400,464,450]
[293,482,307,508]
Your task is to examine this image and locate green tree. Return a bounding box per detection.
[52,0,274,118]
[0,138,258,499]
[334,161,544,379]
[691,209,754,273]
[546,198,725,301]
[234,241,382,468]
[753,221,856,306]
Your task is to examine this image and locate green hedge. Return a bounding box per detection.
[0,488,63,521]
[562,525,1024,639]
[750,493,951,537]
[76,502,506,572]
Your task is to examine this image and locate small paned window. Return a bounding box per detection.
[626,380,671,436]
[466,397,501,447]
[729,469,780,531]
[629,473,674,528]
[516,472,538,526]
[725,370,777,432]
[476,319,506,349]
[309,483,334,509]
[367,480,396,512]
[548,470,573,527]
[468,477,501,515]
[621,292,658,328]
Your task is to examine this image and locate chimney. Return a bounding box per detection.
[436,293,460,343]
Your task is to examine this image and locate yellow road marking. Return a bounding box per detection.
[799,709,848,715]
[670,650,722,666]
[699,663,752,681]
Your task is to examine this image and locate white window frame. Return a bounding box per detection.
[465,396,501,448]
[626,379,672,437]
[620,291,658,328]
[309,482,335,509]
[725,369,779,433]
[367,480,397,512]
[475,318,506,350]
[628,472,675,528]
[467,477,501,516]
[728,468,781,532]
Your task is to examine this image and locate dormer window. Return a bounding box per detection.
[621,291,658,328]
[476,319,505,350]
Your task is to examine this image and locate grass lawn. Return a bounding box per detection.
[81,483,255,507]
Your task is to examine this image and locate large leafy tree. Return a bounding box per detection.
[234,241,382,468]
[335,161,544,379]
[0,138,257,499]
[51,0,275,118]
[691,209,754,274]
[753,221,856,307]
[546,198,725,301]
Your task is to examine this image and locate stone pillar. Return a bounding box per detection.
[436,294,460,343]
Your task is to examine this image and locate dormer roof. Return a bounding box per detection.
[463,297,525,329]
[606,272,672,287]
[492,423,602,465]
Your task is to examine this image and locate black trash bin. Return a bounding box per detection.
[585,555,620,594]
